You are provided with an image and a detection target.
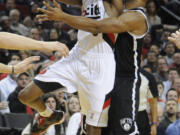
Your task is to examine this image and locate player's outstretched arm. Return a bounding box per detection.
[0,56,40,73]
[37,0,146,34]
[0,32,69,57]
[57,0,82,6]
[168,29,180,49]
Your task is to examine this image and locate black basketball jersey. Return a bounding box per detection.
[103,8,149,77]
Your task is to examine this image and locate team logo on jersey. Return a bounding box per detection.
[83,3,101,19]
[120,118,133,131]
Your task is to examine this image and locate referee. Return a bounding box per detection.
[137,68,159,135]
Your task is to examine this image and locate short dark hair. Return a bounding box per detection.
[42,93,61,110]
[168,68,178,74]
[165,88,177,99]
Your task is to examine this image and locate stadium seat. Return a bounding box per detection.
[4,113,32,130]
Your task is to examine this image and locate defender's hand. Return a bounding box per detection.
[36,0,64,22]
[14,56,40,73]
[43,41,69,57]
[168,29,180,49]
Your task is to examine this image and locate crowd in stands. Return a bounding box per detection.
[0,0,179,135]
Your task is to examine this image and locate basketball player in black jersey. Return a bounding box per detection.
[36,0,148,135]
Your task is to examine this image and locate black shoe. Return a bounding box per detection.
[31,110,64,134]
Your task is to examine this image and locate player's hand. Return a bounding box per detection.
[14,56,40,73]
[151,124,157,135]
[168,29,180,49]
[43,41,69,57]
[36,0,64,22]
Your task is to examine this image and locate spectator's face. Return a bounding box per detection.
[173,53,180,65]
[168,70,179,82]
[147,1,156,14]
[158,84,164,97]
[150,45,159,55]
[31,3,39,14]
[147,52,157,63]
[6,0,15,10]
[68,97,80,114]
[11,55,21,63]
[10,11,20,24]
[17,74,30,88]
[158,59,168,72]
[165,43,175,56]
[19,51,29,60]
[50,29,58,40]
[143,33,151,44]
[30,28,40,40]
[45,97,56,110]
[167,91,178,101]
[165,100,177,115]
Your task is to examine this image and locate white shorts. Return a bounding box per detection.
[35,47,115,127]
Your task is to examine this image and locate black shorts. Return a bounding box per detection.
[108,75,141,135]
[34,79,64,93]
[137,110,150,135]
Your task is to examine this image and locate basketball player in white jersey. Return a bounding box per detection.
[19,0,116,135]
[0,32,69,73]
[36,0,148,134]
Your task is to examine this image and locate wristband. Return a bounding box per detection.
[151,122,157,125]
[12,66,15,74]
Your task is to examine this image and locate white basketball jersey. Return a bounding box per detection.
[76,0,113,54]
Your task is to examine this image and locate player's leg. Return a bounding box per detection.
[108,77,141,135]
[86,125,101,135]
[18,80,65,134]
[18,80,64,114]
[19,58,77,134]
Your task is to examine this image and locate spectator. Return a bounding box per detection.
[0,53,22,102]
[22,93,65,135]
[144,51,158,73]
[170,52,180,74]
[172,78,180,104]
[146,0,161,27]
[154,57,168,81]
[166,88,178,101]
[0,0,16,16]
[157,99,178,135]
[150,45,160,56]
[8,72,31,113]
[142,33,152,58]
[66,95,83,135]
[164,41,176,65]
[157,81,164,99]
[9,9,29,36]
[29,27,41,40]
[0,15,16,33]
[165,119,180,135]
[157,81,166,109]
[23,16,34,30]
[49,28,70,45]
[163,68,179,98]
